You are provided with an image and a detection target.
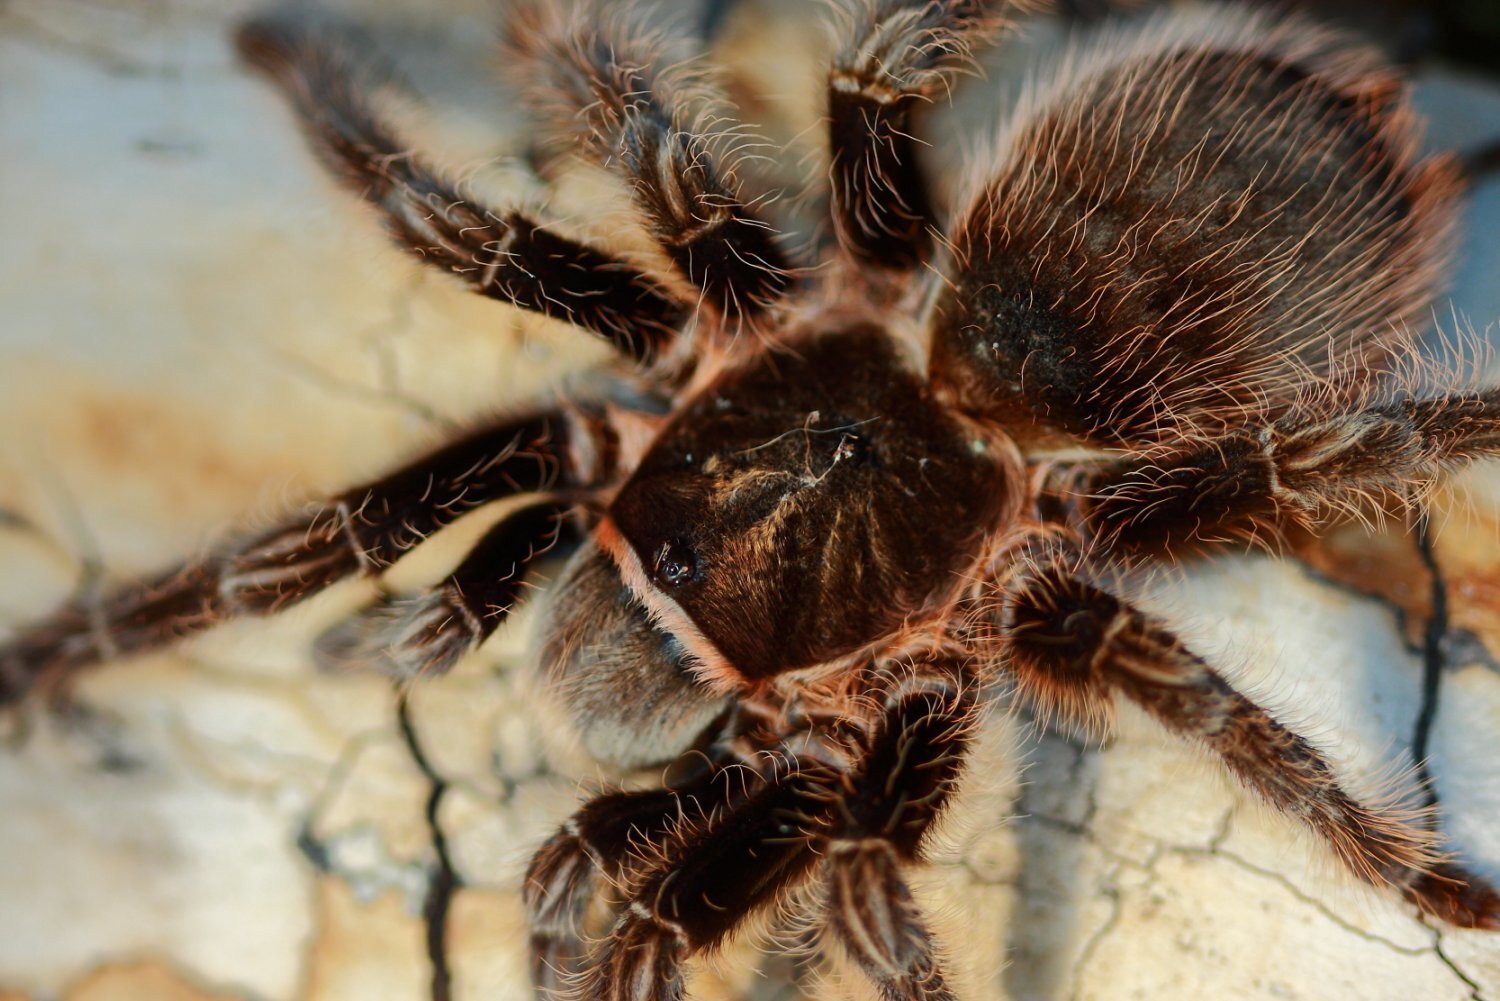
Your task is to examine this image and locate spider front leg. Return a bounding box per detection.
[820,675,974,1001]
[523,706,811,999]
[526,782,714,999]
[993,545,1500,928]
[0,410,601,706]
[236,19,686,362]
[573,670,974,1001]
[1041,391,1500,558]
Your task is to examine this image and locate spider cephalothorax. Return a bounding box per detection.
[5,1,1500,999]
[602,322,1017,683]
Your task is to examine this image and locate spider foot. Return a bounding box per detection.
[826,840,957,1001]
[313,588,479,680]
[584,912,687,1001]
[1405,862,1500,930]
[524,823,599,997]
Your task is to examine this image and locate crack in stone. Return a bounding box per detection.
[1035,798,1434,960]
[1295,558,1428,657]
[265,345,454,430]
[0,5,176,78]
[1414,518,1449,810]
[1434,932,1489,1001]
[1030,802,1439,959]
[1004,728,1106,1001]
[259,275,466,432]
[296,820,337,876]
[1065,877,1123,1001]
[1175,838,1434,956]
[397,690,460,1001]
[165,715,341,796]
[1444,628,1500,675]
[367,274,439,413]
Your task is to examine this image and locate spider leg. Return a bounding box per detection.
[235,20,685,362]
[524,716,781,1001]
[503,2,794,323]
[576,669,973,1001]
[820,675,973,1001]
[826,0,1025,270]
[525,783,706,999]
[313,498,575,680]
[1,412,599,706]
[1040,390,1500,558]
[993,545,1500,929]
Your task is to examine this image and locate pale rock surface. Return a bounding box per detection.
[2,2,1500,1000]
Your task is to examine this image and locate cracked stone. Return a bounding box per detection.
[1431,465,1500,662]
[1429,664,1500,894]
[1439,924,1500,1001]
[444,888,532,1000]
[0,686,315,997]
[436,781,565,892]
[6,1,1500,1000]
[1070,852,1473,1001]
[399,666,529,801]
[304,879,427,1001]
[310,733,433,876]
[59,960,243,1001]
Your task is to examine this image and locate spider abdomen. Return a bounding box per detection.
[931,11,1461,447]
[601,325,1020,685]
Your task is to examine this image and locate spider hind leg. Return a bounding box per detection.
[995,546,1500,929]
[1034,388,1500,562]
[826,0,1025,272]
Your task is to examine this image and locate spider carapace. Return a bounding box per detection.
[602,324,1013,681]
[5,1,1500,999]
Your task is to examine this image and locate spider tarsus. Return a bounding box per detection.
[0,560,225,710]
[827,0,1021,270]
[502,0,795,323]
[314,499,575,679]
[826,840,958,1001]
[1405,863,1500,930]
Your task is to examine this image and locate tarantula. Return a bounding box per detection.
[5,0,1500,998]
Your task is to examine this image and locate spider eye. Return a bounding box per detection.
[652,540,697,587]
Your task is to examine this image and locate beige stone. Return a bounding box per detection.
[3,2,1500,999]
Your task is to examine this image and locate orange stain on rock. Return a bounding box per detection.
[60,960,242,1001]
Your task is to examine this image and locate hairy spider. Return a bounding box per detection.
[5,0,1500,998]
